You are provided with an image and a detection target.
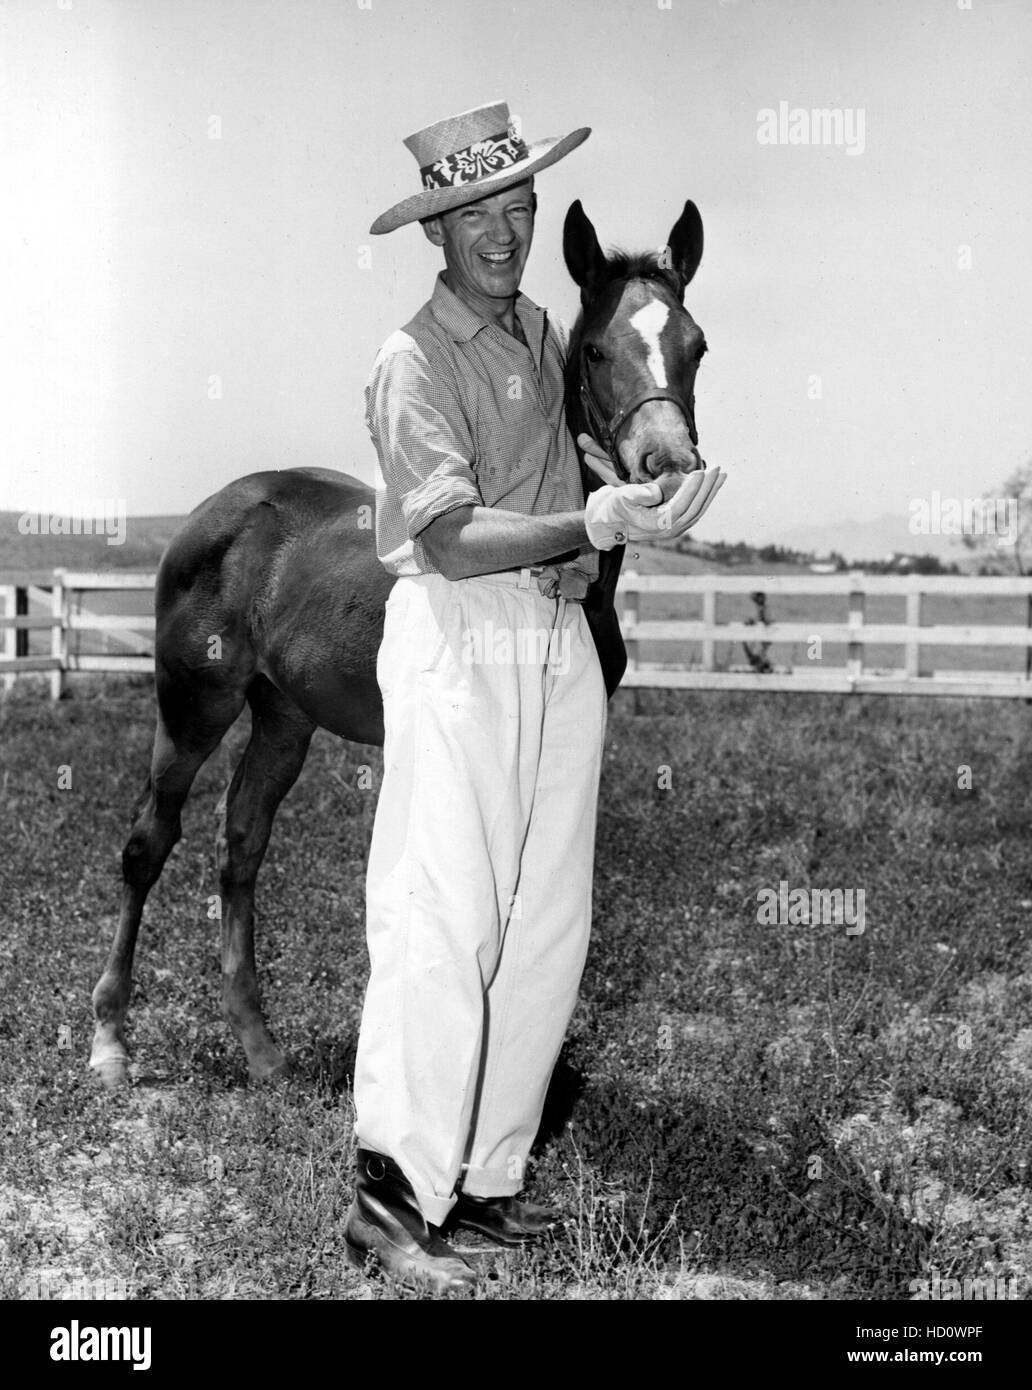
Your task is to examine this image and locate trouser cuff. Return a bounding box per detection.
[460,1163,525,1199]
[414,1187,458,1229]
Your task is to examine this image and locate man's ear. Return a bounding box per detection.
[422,215,445,248]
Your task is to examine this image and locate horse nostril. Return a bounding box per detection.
[643,451,679,479]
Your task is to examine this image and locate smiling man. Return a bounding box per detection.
[348,101,722,1293]
[428,175,533,327]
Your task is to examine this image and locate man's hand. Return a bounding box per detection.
[584,481,671,550]
[584,469,724,550]
[578,431,726,551]
[651,467,726,532]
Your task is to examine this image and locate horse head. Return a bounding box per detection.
[564,199,707,485]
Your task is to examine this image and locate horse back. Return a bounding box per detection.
[156,468,394,741]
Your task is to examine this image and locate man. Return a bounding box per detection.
[347,101,723,1293]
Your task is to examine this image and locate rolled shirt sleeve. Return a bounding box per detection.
[365,331,483,541]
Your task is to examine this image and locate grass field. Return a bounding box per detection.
[2,675,1031,1301]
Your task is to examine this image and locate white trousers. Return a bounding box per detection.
[354,571,607,1227]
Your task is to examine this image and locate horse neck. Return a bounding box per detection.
[565,311,608,497]
[564,309,587,437]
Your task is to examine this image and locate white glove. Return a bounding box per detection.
[584,481,676,550]
[584,469,726,551]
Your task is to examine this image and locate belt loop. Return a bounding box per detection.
[517,567,532,589]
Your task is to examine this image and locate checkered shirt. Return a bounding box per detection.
[365,272,597,583]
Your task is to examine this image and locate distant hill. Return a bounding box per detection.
[777,512,981,567]
[0,513,738,579]
[0,513,183,574]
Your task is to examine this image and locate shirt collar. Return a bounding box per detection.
[430,272,546,359]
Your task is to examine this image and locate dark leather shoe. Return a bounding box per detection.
[345,1149,477,1294]
[450,1192,560,1247]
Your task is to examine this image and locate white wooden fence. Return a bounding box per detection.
[3,568,1032,700]
[620,572,1032,698]
[1,570,155,700]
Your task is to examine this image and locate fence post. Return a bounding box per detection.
[16,586,28,659]
[622,571,639,678]
[905,588,921,678]
[1,586,14,693]
[847,573,865,683]
[702,583,716,672]
[50,568,66,701]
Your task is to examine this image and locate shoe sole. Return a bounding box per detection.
[450,1218,554,1247]
[344,1233,477,1293]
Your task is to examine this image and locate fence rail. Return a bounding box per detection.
[619,571,1032,698]
[1,569,156,699]
[3,568,1032,700]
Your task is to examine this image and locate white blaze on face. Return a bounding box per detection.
[628,299,670,388]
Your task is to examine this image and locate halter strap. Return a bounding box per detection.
[579,375,700,467]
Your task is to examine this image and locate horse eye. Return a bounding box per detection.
[585,344,604,364]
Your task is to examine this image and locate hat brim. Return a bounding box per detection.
[369,127,591,235]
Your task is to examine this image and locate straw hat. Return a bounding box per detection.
[370,100,590,235]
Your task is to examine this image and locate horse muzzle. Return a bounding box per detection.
[581,377,702,483]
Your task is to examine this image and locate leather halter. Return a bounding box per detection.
[579,364,700,475]
[580,377,699,457]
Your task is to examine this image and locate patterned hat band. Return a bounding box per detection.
[420,129,530,191]
[371,104,589,234]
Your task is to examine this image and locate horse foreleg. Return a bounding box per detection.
[218,679,315,1082]
[90,699,244,1087]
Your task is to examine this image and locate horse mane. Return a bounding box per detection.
[601,249,667,283]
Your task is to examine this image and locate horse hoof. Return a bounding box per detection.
[90,1056,130,1089]
[248,1055,292,1086]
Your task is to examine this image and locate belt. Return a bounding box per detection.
[510,565,546,587]
[471,565,590,603]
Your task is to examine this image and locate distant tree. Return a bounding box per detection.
[846,552,959,575]
[910,553,959,576]
[959,458,1032,677]
[960,458,1032,575]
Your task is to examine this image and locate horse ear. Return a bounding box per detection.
[664,200,704,291]
[564,200,607,296]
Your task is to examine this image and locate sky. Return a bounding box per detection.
[2,0,1031,546]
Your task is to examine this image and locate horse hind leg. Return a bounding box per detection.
[217,677,315,1082]
[89,684,246,1087]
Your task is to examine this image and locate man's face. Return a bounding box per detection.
[424,179,536,310]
